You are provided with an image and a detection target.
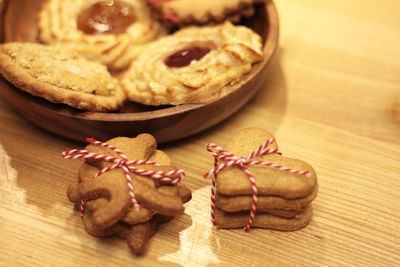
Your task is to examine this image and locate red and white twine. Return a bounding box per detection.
[148,0,180,22]
[62,138,185,218]
[203,138,311,231]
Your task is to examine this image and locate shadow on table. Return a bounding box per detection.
[63,210,192,265]
[203,196,327,266]
[206,214,327,266]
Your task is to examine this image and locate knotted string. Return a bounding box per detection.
[62,138,185,217]
[204,138,311,231]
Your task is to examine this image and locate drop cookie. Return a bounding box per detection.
[0,42,125,111]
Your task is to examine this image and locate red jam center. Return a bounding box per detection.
[77,0,135,34]
[164,46,211,68]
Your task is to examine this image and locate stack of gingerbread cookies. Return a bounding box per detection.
[65,133,191,254]
[210,128,318,231]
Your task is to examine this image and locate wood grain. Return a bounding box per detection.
[1,0,400,266]
[0,0,3,42]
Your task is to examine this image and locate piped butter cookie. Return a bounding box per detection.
[121,21,263,105]
[0,42,125,112]
[38,0,167,70]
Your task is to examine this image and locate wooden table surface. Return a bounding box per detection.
[1,0,400,266]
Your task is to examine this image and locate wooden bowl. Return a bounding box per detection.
[0,0,279,143]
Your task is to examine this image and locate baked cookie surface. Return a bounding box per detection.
[216,128,318,199]
[121,21,263,105]
[205,127,318,231]
[64,133,192,254]
[148,0,264,27]
[214,205,313,231]
[0,42,125,111]
[39,0,167,70]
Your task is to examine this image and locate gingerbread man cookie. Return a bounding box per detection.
[63,133,191,254]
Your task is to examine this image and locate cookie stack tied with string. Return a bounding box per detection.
[204,128,318,231]
[63,133,191,254]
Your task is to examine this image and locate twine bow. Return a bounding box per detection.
[204,138,311,231]
[62,138,185,217]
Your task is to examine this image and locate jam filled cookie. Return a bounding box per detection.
[0,43,125,112]
[39,0,167,71]
[148,0,264,27]
[121,21,263,105]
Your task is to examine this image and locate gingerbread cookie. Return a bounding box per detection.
[215,184,318,213]
[214,206,313,231]
[121,21,263,105]
[69,138,182,225]
[148,0,264,27]
[0,42,125,111]
[204,128,318,231]
[111,214,173,254]
[216,128,317,198]
[63,133,191,254]
[39,0,167,70]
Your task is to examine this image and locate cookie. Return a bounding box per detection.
[214,206,313,231]
[71,166,191,224]
[63,133,191,254]
[215,184,318,213]
[121,21,263,105]
[258,207,308,219]
[71,138,191,225]
[79,178,188,254]
[216,128,318,199]
[204,127,318,230]
[76,165,191,225]
[83,134,157,170]
[111,214,173,254]
[75,136,185,230]
[83,212,115,237]
[113,218,160,254]
[0,42,125,112]
[148,0,264,27]
[39,0,167,70]
[81,183,188,237]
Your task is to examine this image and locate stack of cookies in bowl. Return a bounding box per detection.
[0,0,266,111]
